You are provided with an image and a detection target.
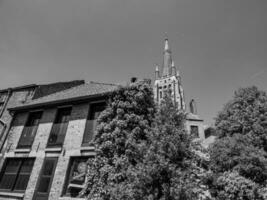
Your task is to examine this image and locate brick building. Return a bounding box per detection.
[0,81,116,200]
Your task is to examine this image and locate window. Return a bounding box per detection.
[33,157,57,200]
[159,91,162,99]
[0,158,34,192]
[82,102,106,146]
[17,111,42,149]
[190,125,199,138]
[47,107,72,148]
[63,157,89,197]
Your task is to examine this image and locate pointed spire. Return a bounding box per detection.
[164,38,170,52]
[162,37,172,77]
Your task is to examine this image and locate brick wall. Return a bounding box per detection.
[0,100,99,200]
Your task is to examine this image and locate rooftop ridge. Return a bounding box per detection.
[89,81,119,86]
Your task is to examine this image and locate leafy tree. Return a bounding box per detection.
[83,82,156,200]
[130,94,196,200]
[209,134,267,184]
[207,86,267,199]
[215,86,267,151]
[215,171,259,200]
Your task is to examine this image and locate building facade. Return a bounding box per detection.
[0,81,116,200]
[153,38,205,139]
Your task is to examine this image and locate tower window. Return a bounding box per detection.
[159,91,162,99]
[190,126,199,138]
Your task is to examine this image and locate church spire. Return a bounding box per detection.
[162,38,172,77]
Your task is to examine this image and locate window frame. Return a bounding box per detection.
[190,125,199,138]
[46,106,72,148]
[0,158,35,193]
[33,157,58,200]
[82,101,106,146]
[62,156,90,197]
[17,111,43,149]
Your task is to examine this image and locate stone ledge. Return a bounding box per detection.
[14,148,31,153]
[45,147,62,153]
[0,191,24,198]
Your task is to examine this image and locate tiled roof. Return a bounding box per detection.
[9,82,118,111]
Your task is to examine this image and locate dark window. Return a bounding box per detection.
[47,107,72,148]
[159,91,162,98]
[63,157,89,197]
[17,111,42,149]
[33,157,58,200]
[82,102,106,146]
[0,158,34,192]
[190,125,199,138]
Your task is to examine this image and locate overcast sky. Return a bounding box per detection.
[0,0,266,125]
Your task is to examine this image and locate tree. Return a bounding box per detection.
[207,86,267,199]
[83,82,156,200]
[130,94,195,200]
[215,86,267,151]
[209,134,267,185]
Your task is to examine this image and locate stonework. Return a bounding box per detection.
[153,38,205,140]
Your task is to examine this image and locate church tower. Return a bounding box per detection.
[154,38,186,110]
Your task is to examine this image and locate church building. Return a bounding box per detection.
[154,38,205,139]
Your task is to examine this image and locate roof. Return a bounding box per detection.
[9,82,118,111]
[0,84,37,93]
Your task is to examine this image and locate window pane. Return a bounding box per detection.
[18,111,42,148]
[83,102,106,145]
[89,103,106,120]
[14,174,30,191]
[20,159,34,173]
[37,177,51,193]
[82,120,95,144]
[0,174,16,190]
[43,160,56,176]
[64,157,88,197]
[190,126,199,138]
[4,160,20,173]
[48,107,71,147]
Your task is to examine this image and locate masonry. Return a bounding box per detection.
[0,81,117,200]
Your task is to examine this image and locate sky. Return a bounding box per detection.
[0,0,267,125]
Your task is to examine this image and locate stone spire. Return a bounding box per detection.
[171,60,176,76]
[155,64,160,79]
[162,38,172,77]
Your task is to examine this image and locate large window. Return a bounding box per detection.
[0,158,34,192]
[63,157,89,197]
[33,157,58,200]
[17,111,43,149]
[47,107,72,148]
[190,125,199,138]
[82,102,106,146]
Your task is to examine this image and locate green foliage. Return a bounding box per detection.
[215,171,259,200]
[208,86,267,199]
[83,82,156,200]
[209,134,267,184]
[215,86,267,151]
[130,95,195,200]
